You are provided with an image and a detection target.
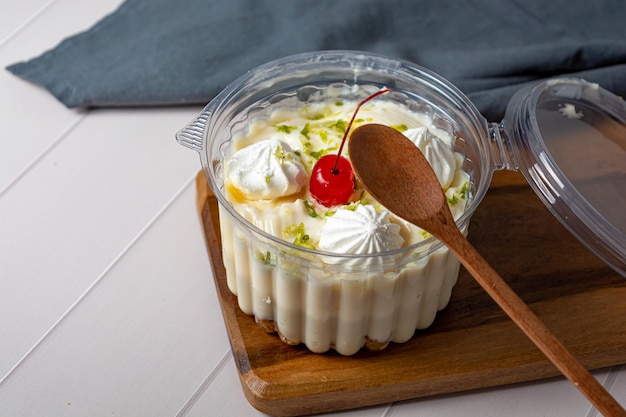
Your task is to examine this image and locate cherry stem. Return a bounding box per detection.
[332,88,391,174]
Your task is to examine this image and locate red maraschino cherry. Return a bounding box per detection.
[309,154,354,206]
[309,88,390,207]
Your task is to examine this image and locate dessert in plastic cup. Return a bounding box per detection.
[186,52,492,356]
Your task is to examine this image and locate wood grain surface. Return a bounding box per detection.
[195,170,626,417]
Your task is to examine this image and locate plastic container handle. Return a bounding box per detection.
[176,109,210,152]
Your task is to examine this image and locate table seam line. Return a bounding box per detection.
[0,111,87,199]
[174,349,232,417]
[584,365,625,417]
[0,0,58,48]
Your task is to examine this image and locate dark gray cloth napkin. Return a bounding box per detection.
[7,0,626,121]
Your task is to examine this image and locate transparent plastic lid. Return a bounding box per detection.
[504,78,626,278]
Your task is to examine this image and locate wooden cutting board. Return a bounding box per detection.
[195,170,626,417]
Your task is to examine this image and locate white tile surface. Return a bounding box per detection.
[0,107,201,379]
[0,0,124,193]
[612,366,626,404]
[392,377,591,417]
[0,180,229,416]
[1,1,624,416]
[1,0,123,46]
[0,0,52,46]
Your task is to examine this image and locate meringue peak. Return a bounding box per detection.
[318,205,404,254]
[404,127,456,189]
[226,138,307,200]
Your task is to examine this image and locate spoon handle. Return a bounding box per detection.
[443,227,626,417]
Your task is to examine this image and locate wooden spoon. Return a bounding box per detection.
[348,123,625,417]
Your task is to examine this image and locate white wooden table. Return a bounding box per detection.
[1,1,624,416]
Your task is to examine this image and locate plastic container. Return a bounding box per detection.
[177,51,626,355]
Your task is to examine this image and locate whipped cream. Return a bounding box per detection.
[318,205,404,254]
[226,138,306,200]
[404,127,456,189]
[558,103,584,120]
[225,96,470,254]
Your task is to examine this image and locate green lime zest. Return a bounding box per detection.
[284,223,315,249]
[256,251,272,266]
[300,123,311,139]
[309,149,328,160]
[303,200,318,218]
[328,119,348,133]
[460,181,470,199]
[391,124,408,132]
[275,124,298,134]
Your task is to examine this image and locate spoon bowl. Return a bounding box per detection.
[349,123,625,417]
[349,124,456,233]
